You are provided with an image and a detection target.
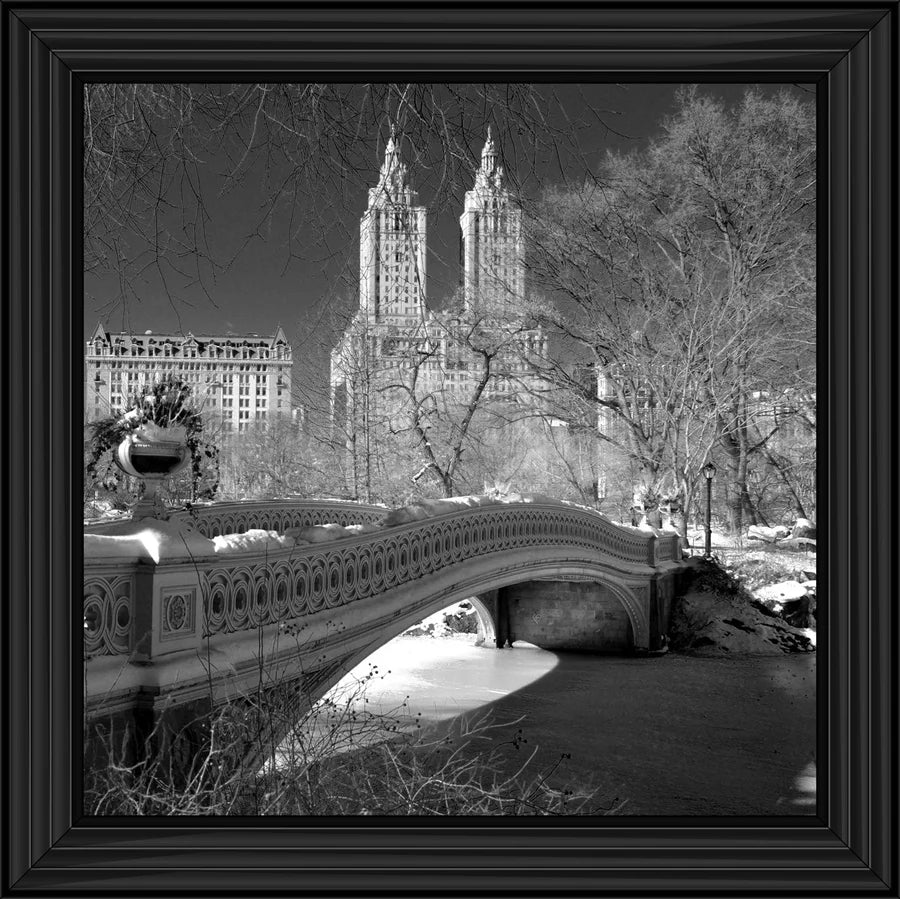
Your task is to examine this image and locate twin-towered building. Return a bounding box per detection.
[330,128,547,435]
[85,129,545,445]
[84,325,293,431]
[354,126,525,325]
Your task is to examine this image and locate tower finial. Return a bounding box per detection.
[376,122,410,196]
[480,128,498,179]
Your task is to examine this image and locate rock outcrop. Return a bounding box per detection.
[669,560,815,655]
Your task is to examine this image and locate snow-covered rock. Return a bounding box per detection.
[779,595,816,629]
[754,580,809,604]
[776,536,817,552]
[747,525,791,543]
[401,600,477,638]
[84,518,216,563]
[791,518,817,539]
[669,561,815,655]
[212,529,295,554]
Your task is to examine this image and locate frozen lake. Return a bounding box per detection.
[310,635,817,816]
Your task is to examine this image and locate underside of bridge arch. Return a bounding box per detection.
[490,579,637,652]
[236,574,647,773]
[246,569,648,750]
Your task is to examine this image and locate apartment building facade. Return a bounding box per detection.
[85,324,292,432]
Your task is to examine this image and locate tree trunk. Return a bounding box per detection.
[764,450,810,519]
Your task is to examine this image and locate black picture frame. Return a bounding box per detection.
[3,3,896,895]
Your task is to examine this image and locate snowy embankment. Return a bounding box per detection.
[401,601,479,638]
[669,559,815,655]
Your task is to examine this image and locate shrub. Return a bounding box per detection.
[85,667,615,817]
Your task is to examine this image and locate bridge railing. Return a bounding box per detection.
[84,502,681,661]
[654,533,682,563]
[84,499,388,537]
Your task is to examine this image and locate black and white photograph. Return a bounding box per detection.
[82,82,817,817]
[4,4,895,895]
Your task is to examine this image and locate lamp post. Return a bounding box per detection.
[703,461,716,558]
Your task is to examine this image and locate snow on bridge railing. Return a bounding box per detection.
[84,499,388,537]
[83,498,681,658]
[169,499,388,538]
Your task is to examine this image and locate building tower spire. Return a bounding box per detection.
[480,125,497,176]
[358,124,427,322]
[475,126,504,190]
[375,124,410,201]
[460,128,523,315]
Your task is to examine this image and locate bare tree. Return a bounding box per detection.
[374,291,548,498]
[84,83,614,321]
[525,87,816,532]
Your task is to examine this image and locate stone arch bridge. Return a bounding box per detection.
[84,499,685,758]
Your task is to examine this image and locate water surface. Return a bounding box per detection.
[319,636,817,816]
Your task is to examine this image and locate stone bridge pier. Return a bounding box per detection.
[477,568,678,653]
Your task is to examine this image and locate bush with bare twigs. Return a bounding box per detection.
[85,664,618,817]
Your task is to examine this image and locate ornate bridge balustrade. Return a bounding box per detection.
[200,504,673,638]
[83,501,684,732]
[84,499,388,537]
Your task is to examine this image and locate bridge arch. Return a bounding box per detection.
[468,595,498,647]
[239,567,646,773]
[299,562,647,697]
[84,500,683,777]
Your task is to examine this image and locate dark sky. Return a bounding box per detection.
[83,82,812,391]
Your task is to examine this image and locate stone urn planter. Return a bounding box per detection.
[115,422,189,520]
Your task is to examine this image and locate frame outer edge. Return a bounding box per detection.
[1,2,896,894]
[868,10,897,890]
[848,21,871,866]
[28,18,53,874]
[825,29,849,856]
[6,7,38,890]
[49,46,76,841]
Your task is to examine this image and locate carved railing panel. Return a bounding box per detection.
[83,569,138,657]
